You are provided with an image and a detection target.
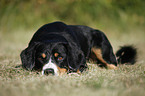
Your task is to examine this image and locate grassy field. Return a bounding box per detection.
[0,26,145,96]
[0,0,145,96]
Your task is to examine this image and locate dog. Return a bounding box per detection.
[20,21,137,76]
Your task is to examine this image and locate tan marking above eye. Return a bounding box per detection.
[41,53,46,58]
[54,53,59,57]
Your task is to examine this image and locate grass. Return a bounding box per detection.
[0,28,145,96]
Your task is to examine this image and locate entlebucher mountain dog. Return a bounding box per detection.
[20,21,137,76]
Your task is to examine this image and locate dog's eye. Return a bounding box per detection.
[54,53,63,61]
[58,57,63,61]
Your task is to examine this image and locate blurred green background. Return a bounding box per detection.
[0,0,145,33]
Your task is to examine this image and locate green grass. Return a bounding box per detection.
[0,28,145,96]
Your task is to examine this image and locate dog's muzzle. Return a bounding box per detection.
[42,58,59,76]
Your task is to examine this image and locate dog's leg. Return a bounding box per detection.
[90,30,117,69]
[91,47,117,69]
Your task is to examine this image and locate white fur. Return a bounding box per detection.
[42,58,59,76]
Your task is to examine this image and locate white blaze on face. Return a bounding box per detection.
[42,58,59,76]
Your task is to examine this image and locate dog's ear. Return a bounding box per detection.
[20,43,38,70]
[66,42,87,72]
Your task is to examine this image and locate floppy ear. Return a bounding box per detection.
[20,44,37,70]
[66,42,87,72]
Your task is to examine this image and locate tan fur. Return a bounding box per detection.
[54,53,59,57]
[41,53,46,58]
[91,47,117,69]
[57,66,67,75]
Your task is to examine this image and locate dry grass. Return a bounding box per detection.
[0,29,145,96]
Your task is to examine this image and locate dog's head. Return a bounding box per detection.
[20,42,87,76]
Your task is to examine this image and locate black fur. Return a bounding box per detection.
[20,21,137,73]
[116,46,137,64]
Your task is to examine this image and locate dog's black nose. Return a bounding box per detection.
[44,68,55,75]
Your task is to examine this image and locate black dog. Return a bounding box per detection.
[20,21,136,76]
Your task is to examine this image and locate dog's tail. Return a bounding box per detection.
[116,45,137,64]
